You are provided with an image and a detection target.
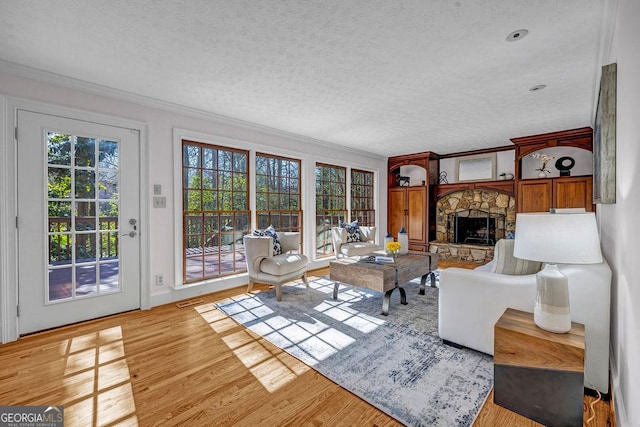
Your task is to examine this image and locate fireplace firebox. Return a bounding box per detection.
[447,209,505,246]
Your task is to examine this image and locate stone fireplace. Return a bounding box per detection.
[429,188,516,264]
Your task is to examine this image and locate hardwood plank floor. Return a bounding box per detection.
[0,267,612,426]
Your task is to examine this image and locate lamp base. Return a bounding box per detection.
[534,264,571,333]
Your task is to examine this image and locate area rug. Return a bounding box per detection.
[215,276,493,426]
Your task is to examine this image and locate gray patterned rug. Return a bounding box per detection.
[215,276,493,426]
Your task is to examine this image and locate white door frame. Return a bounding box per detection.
[0,95,150,343]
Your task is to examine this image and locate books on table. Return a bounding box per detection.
[359,255,395,264]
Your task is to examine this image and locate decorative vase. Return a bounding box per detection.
[384,232,394,255]
[398,227,409,255]
[538,171,547,178]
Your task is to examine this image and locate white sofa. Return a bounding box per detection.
[331,226,379,258]
[438,260,612,394]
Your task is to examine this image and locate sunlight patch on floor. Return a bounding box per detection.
[60,326,139,426]
[196,303,310,393]
[314,297,385,334]
[197,276,396,394]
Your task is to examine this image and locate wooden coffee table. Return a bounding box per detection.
[329,251,438,315]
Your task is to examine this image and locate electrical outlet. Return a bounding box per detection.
[156,274,164,286]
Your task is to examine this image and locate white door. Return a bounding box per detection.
[17,110,141,334]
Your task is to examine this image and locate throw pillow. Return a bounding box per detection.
[493,239,542,275]
[339,220,361,243]
[253,225,283,255]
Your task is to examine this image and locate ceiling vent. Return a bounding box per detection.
[506,29,529,42]
[529,84,547,92]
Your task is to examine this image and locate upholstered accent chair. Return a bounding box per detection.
[243,232,309,301]
[438,238,612,394]
[331,226,379,258]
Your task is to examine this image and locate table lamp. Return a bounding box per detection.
[513,212,602,333]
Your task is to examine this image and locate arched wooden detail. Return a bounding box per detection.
[511,127,593,180]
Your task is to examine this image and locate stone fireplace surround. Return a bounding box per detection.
[429,188,516,264]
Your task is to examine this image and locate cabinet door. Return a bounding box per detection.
[388,188,406,238]
[407,186,427,243]
[517,180,553,213]
[554,177,593,211]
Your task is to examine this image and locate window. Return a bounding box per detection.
[182,140,249,283]
[351,169,375,226]
[255,153,302,238]
[315,163,346,257]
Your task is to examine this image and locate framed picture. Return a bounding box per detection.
[456,153,496,182]
[593,63,616,204]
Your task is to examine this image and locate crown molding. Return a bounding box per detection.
[0,59,385,161]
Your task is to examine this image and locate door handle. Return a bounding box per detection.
[123,218,138,237]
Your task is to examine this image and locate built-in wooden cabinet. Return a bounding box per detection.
[554,176,593,211]
[517,179,553,212]
[512,127,594,213]
[389,186,428,251]
[517,176,593,213]
[387,152,439,252]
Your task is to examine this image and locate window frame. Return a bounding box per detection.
[350,168,376,226]
[181,139,250,284]
[255,152,303,242]
[315,163,347,258]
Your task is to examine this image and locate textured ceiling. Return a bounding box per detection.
[0,1,602,156]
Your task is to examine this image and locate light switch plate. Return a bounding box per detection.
[153,196,166,208]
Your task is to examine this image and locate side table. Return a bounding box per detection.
[494,308,585,427]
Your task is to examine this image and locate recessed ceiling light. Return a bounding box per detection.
[506,29,529,42]
[529,84,547,92]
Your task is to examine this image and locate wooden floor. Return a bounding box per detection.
[0,267,613,426]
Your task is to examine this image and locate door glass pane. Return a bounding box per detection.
[49,267,72,301]
[47,132,120,303]
[76,265,97,296]
[75,201,96,231]
[99,140,118,169]
[98,171,118,198]
[100,232,118,259]
[100,262,119,292]
[75,137,96,167]
[75,170,95,198]
[48,167,71,198]
[47,133,72,165]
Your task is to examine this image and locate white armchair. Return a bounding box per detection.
[331,226,379,258]
[438,243,612,394]
[243,232,309,301]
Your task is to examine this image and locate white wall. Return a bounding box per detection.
[0,68,387,335]
[598,0,639,425]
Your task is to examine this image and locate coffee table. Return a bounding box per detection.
[329,251,438,315]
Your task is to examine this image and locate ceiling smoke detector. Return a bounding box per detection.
[506,29,529,42]
[529,84,547,92]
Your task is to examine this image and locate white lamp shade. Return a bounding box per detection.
[513,212,602,264]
